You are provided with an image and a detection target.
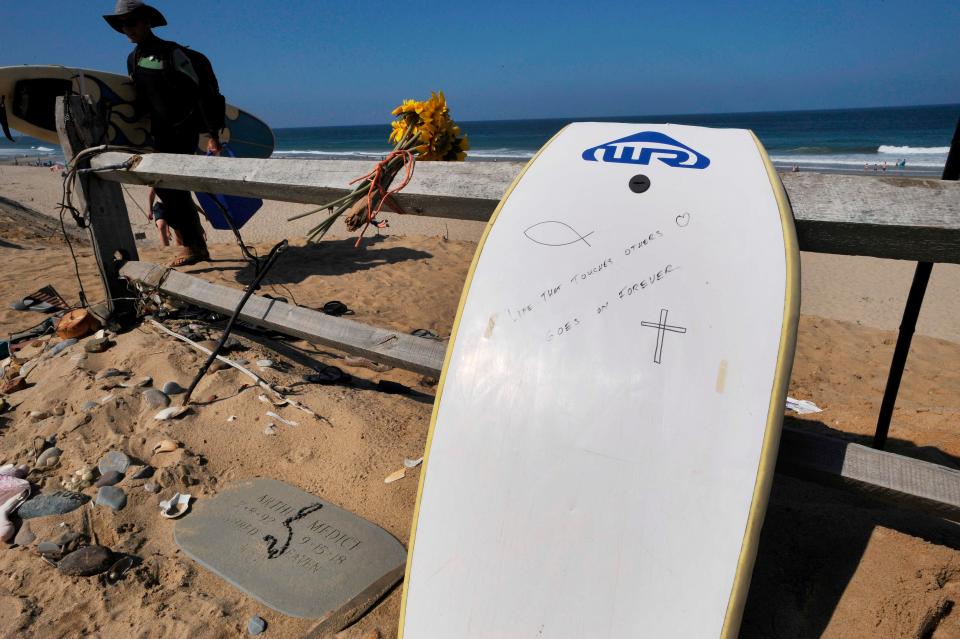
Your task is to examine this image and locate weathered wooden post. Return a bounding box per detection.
[55,94,139,324]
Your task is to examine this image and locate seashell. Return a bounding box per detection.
[152,439,180,454]
[154,406,188,421]
[256,359,274,370]
[384,468,406,484]
[159,492,192,519]
[404,457,424,469]
[120,376,152,388]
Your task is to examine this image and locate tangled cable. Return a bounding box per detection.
[57,145,142,309]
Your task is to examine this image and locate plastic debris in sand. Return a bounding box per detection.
[0,475,31,541]
[786,397,823,415]
[266,411,297,427]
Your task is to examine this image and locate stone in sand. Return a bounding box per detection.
[18,491,90,519]
[62,413,91,432]
[175,478,406,634]
[13,522,35,546]
[1,376,27,394]
[162,381,186,396]
[247,616,267,636]
[143,389,170,409]
[95,486,127,511]
[94,471,124,488]
[94,368,124,380]
[84,337,112,353]
[130,465,154,480]
[57,545,113,576]
[36,447,62,468]
[98,451,131,475]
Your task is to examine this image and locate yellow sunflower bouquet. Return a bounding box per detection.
[290,92,470,245]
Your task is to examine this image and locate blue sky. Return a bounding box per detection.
[3,1,959,127]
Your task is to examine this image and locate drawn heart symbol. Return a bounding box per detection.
[675,212,691,227]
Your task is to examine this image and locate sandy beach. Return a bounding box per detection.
[1,163,959,637]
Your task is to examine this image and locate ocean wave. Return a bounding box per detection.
[272,147,536,160]
[785,145,878,154]
[31,146,56,152]
[877,145,950,155]
[468,148,536,159]
[272,149,387,158]
[770,154,945,168]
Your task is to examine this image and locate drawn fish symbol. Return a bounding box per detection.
[523,221,594,248]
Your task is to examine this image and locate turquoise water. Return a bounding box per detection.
[5,103,957,175]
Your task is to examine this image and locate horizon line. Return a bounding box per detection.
[272,101,960,131]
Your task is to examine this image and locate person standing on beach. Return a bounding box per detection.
[103,0,224,267]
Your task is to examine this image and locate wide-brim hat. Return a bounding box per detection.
[103,0,167,33]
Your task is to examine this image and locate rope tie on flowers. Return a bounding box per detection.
[347,149,416,247]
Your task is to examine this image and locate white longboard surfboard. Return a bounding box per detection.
[400,123,799,638]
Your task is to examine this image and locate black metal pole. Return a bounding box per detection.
[873,117,960,449]
[181,239,288,405]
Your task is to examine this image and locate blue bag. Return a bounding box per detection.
[195,144,263,230]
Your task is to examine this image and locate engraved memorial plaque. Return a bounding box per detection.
[175,478,406,634]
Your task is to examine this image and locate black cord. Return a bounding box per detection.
[181,239,288,404]
[59,179,89,309]
[205,195,262,275]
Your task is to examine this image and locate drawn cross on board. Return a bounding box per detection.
[640,308,687,364]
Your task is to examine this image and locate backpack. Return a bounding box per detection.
[128,41,226,135]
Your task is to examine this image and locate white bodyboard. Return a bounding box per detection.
[401,122,799,638]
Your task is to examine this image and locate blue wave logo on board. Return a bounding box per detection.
[582,131,710,169]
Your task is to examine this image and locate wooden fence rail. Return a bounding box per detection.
[120,261,446,378]
[89,151,960,264]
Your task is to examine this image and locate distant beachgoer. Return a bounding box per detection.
[104,0,224,267]
[882,161,887,172]
[791,164,800,173]
[147,186,184,247]
[863,162,868,171]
